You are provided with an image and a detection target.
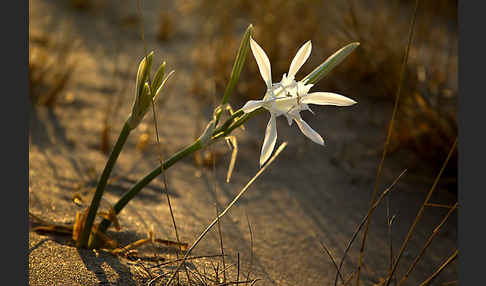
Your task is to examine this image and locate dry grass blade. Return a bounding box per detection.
[383,138,457,286]
[355,0,420,285]
[157,142,288,286]
[237,252,240,283]
[148,254,226,269]
[397,202,458,286]
[334,169,407,286]
[417,249,458,286]
[29,25,77,108]
[385,193,395,284]
[136,0,189,284]
[215,204,227,283]
[109,232,188,258]
[220,279,261,286]
[245,210,254,286]
[424,203,456,209]
[29,212,74,235]
[318,240,345,285]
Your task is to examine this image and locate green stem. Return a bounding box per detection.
[96,108,262,237]
[96,139,203,235]
[78,121,132,248]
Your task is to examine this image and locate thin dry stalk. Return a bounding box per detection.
[245,210,254,286]
[318,240,345,285]
[383,138,457,286]
[334,169,407,286]
[424,203,456,209]
[220,280,261,286]
[149,254,226,269]
[215,203,227,283]
[135,0,189,284]
[386,195,397,286]
[156,142,288,286]
[237,252,240,283]
[188,265,208,286]
[397,202,458,286]
[355,1,420,285]
[100,44,121,153]
[417,249,458,286]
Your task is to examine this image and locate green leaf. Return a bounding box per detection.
[154,70,175,101]
[151,61,166,96]
[302,42,359,85]
[221,24,254,105]
[135,51,154,98]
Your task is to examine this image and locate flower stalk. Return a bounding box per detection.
[78,121,132,247]
[89,30,359,245]
[94,106,261,237]
[79,51,170,248]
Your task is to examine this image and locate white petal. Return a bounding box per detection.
[294,116,324,145]
[250,37,272,89]
[296,81,313,96]
[260,114,277,166]
[301,92,357,106]
[242,100,264,113]
[288,40,312,78]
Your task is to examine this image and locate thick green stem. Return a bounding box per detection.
[96,139,203,235]
[78,122,132,248]
[96,108,262,237]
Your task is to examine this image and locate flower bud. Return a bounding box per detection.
[128,82,152,129]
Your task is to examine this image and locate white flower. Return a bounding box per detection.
[242,37,357,166]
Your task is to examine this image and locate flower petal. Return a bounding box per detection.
[301,92,357,106]
[288,40,312,79]
[296,81,313,96]
[260,114,277,166]
[242,100,264,113]
[294,116,324,145]
[250,37,272,89]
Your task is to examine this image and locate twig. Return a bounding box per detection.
[245,210,254,286]
[386,192,396,286]
[216,203,227,283]
[237,252,240,283]
[383,138,457,286]
[417,249,458,286]
[318,240,345,285]
[397,202,458,286]
[424,203,456,209]
[334,169,407,286]
[149,254,226,269]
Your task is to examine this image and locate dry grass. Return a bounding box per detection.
[29,26,77,107]
[337,0,458,183]
[157,11,174,42]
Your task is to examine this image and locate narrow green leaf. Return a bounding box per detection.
[136,51,154,97]
[154,70,175,101]
[151,61,166,96]
[221,24,254,105]
[303,42,360,85]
